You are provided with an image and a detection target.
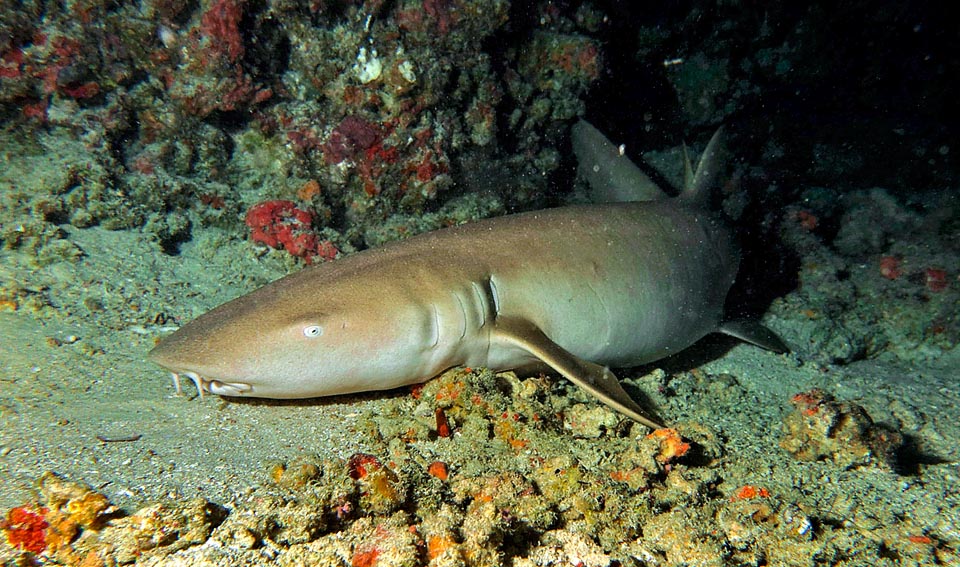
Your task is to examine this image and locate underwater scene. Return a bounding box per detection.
[1,1,958,565]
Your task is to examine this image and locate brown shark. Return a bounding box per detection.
[149,120,786,429]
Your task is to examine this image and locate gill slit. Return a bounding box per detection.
[488,275,501,318]
[453,293,467,339]
[430,304,440,347]
[470,281,487,328]
[470,275,502,329]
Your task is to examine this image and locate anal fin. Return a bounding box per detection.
[494,317,664,429]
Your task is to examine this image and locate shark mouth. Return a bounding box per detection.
[171,371,253,397]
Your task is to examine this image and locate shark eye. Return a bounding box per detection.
[303,325,323,338]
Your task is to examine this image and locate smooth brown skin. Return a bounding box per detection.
[150,122,785,428]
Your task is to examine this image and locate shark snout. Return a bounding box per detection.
[150,343,253,397]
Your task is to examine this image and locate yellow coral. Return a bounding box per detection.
[66,491,110,529]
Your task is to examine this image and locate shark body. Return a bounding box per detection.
[149,121,785,428]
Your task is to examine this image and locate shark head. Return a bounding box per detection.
[148,261,435,398]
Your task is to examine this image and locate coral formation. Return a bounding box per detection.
[244,199,338,263]
[1,505,47,554]
[780,388,903,470]
[770,188,959,364]
[2,369,959,566]
[0,0,599,284]
[2,2,960,566]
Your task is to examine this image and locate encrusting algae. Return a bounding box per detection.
[780,388,904,470]
[3,367,952,565]
[0,0,957,564]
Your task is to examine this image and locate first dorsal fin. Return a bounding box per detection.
[571,120,667,203]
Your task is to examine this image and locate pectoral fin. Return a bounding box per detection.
[494,317,664,429]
